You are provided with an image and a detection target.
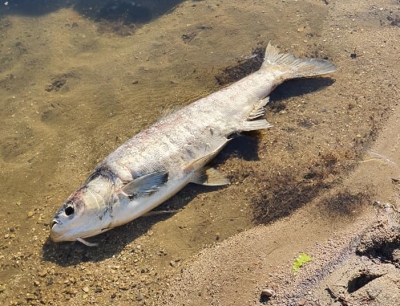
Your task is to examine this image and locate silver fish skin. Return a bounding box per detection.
[50,43,336,246]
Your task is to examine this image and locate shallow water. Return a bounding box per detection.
[1,0,399,304]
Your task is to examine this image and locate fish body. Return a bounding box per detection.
[50,43,336,245]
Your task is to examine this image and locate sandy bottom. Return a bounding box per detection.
[0,0,399,305]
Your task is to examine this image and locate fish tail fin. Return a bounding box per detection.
[261,42,337,79]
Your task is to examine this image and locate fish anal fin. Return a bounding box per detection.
[191,167,230,186]
[121,171,168,197]
[247,97,270,120]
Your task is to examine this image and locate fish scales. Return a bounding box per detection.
[50,43,337,246]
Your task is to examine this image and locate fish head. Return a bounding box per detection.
[50,173,115,243]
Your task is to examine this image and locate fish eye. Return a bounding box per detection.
[65,205,74,216]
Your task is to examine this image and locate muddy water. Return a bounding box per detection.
[0,0,398,305]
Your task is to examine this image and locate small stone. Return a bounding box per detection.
[131,80,139,84]
[119,283,129,290]
[0,285,6,292]
[136,292,143,301]
[38,270,47,277]
[26,293,35,301]
[298,298,307,306]
[33,280,40,287]
[27,211,34,218]
[82,286,89,293]
[261,288,275,298]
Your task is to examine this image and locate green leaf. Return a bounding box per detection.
[292,253,312,274]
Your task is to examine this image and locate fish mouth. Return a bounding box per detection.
[49,219,64,242]
[50,219,59,229]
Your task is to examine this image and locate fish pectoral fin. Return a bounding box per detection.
[121,171,169,197]
[191,167,230,186]
[76,237,99,247]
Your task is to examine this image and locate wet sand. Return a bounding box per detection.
[0,0,399,305]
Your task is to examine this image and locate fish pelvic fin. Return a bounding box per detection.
[262,42,337,78]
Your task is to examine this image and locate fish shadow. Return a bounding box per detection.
[41,186,228,266]
[270,77,336,103]
[41,212,173,266]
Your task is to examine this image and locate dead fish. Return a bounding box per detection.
[50,42,336,246]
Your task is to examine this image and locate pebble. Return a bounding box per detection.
[27,211,34,218]
[26,293,35,301]
[261,288,275,298]
[298,298,307,306]
[118,283,129,290]
[0,285,6,292]
[38,270,47,277]
[82,286,89,293]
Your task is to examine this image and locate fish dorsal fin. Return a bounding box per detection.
[121,171,168,197]
[191,167,230,186]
